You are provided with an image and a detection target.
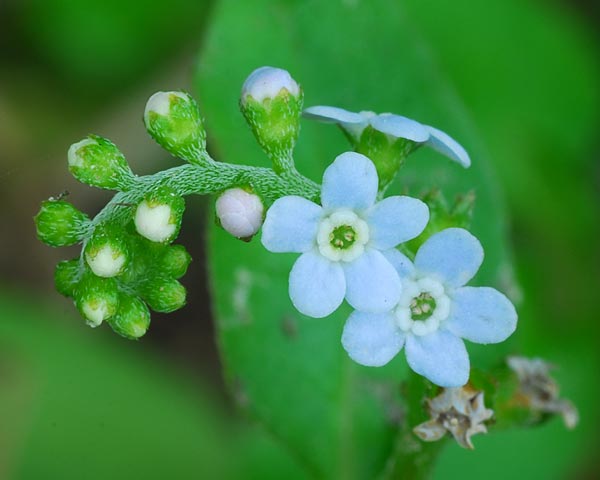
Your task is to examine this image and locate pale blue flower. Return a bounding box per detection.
[262,152,429,318]
[341,228,517,387]
[303,106,470,167]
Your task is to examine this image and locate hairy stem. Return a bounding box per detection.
[87,156,320,236]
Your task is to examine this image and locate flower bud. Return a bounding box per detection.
[144,91,206,163]
[108,294,151,339]
[84,227,128,278]
[134,187,185,243]
[241,67,300,103]
[75,275,119,328]
[240,67,303,172]
[216,188,264,239]
[159,245,192,279]
[35,200,90,247]
[141,276,187,313]
[54,259,81,297]
[68,135,133,190]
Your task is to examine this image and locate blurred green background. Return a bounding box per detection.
[1,0,598,478]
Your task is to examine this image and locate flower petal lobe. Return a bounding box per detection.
[342,311,405,366]
[289,251,345,318]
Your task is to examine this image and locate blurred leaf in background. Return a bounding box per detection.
[18,0,212,95]
[0,291,309,480]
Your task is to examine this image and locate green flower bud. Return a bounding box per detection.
[134,187,185,243]
[240,67,303,173]
[108,294,151,339]
[54,259,82,297]
[35,200,90,247]
[84,226,128,278]
[159,245,192,279]
[68,135,134,190]
[144,91,206,163]
[141,276,186,313]
[75,274,119,328]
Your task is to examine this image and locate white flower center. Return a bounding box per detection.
[316,209,369,262]
[394,277,450,336]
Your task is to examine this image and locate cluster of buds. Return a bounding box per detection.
[35,67,308,338]
[35,96,197,338]
[42,189,190,338]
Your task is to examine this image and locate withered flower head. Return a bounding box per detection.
[413,385,493,449]
[507,356,578,429]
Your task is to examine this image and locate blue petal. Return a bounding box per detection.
[367,196,429,249]
[424,125,471,167]
[321,152,379,211]
[382,249,415,279]
[289,251,345,318]
[405,330,470,387]
[261,196,322,253]
[370,114,430,142]
[303,105,367,125]
[414,228,484,288]
[445,287,517,344]
[343,249,401,312]
[342,311,405,367]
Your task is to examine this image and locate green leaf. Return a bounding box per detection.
[197,0,514,477]
[0,290,308,479]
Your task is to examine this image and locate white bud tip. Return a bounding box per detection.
[68,137,97,167]
[82,300,110,327]
[86,245,126,278]
[242,66,300,103]
[144,91,188,124]
[134,201,176,243]
[216,188,264,238]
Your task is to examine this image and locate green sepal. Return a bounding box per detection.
[240,90,303,173]
[140,276,187,313]
[68,135,134,190]
[355,125,420,192]
[158,245,192,279]
[54,259,82,297]
[35,200,90,247]
[403,189,476,256]
[74,273,120,327]
[107,294,151,340]
[145,92,206,164]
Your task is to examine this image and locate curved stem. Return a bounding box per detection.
[89,155,320,233]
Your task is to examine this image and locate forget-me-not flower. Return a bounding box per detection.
[261,152,429,318]
[341,228,517,387]
[303,106,471,168]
